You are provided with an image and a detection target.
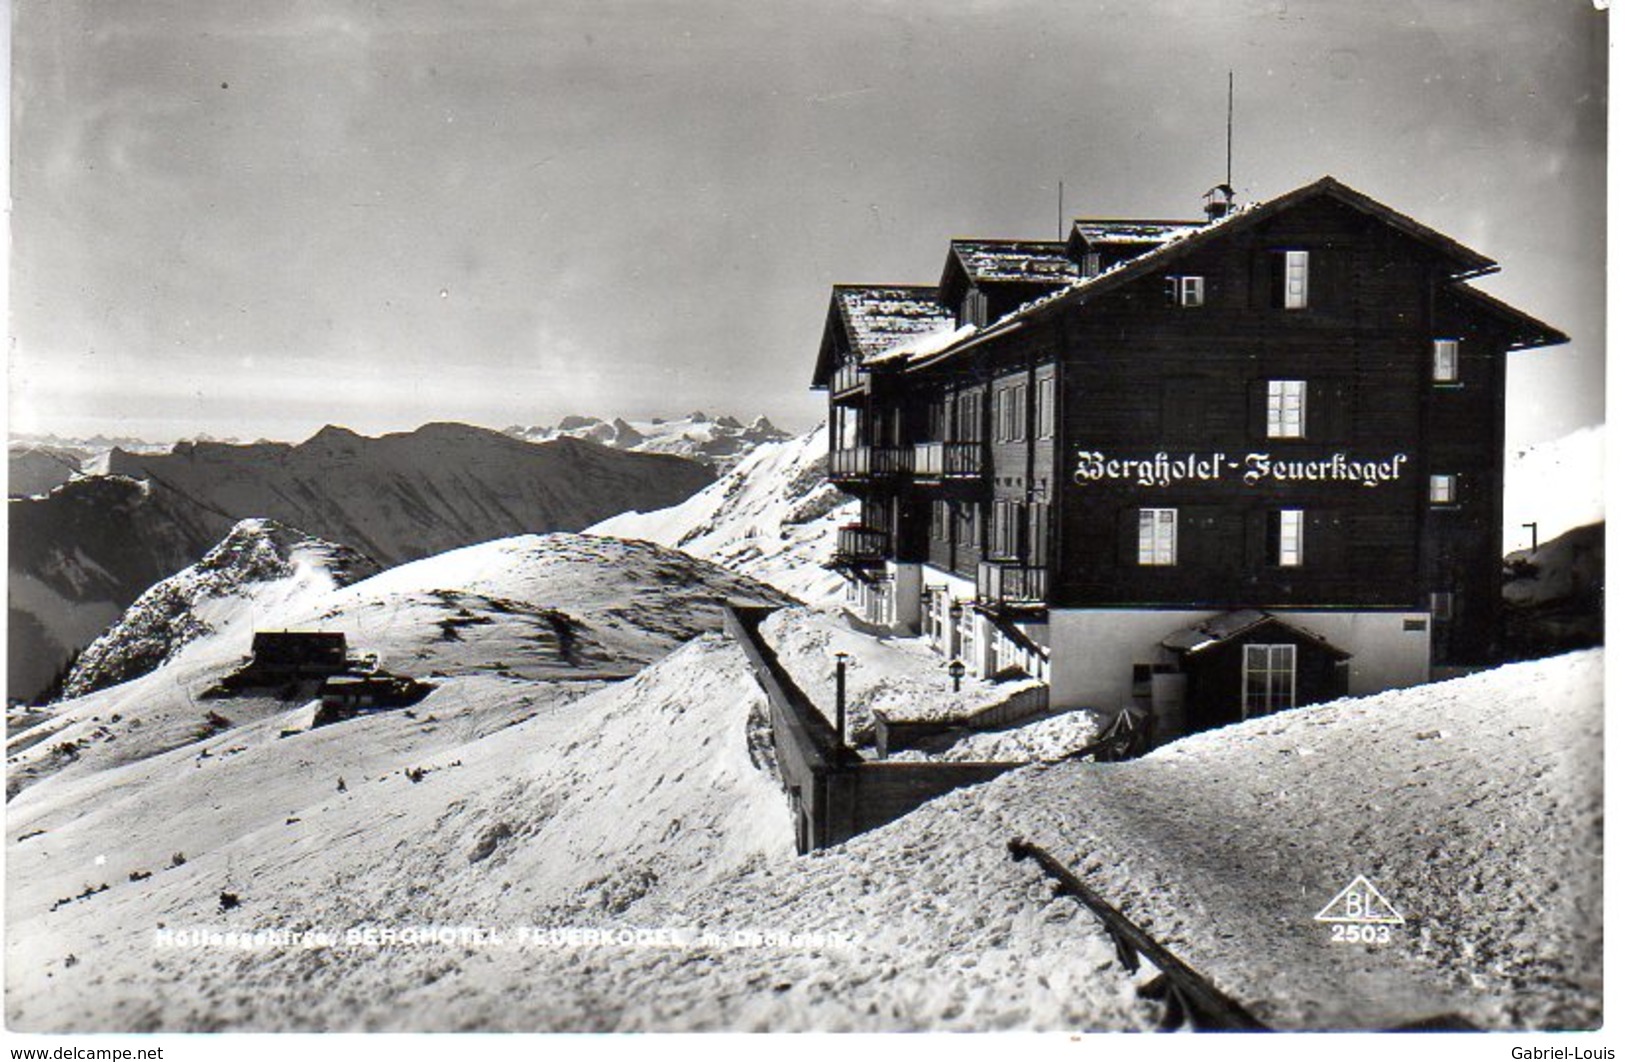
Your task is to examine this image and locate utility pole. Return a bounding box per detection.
[833,652,849,751]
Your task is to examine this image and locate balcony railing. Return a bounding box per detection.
[830,361,869,398]
[977,562,1049,609]
[913,441,985,480]
[830,446,913,481]
[835,525,890,566]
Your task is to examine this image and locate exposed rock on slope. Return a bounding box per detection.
[61,519,381,700]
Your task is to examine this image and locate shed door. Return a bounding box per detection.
[1241,644,1296,718]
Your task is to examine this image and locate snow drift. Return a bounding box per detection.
[590,425,854,605]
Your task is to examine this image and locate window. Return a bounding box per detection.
[1137,508,1178,566]
[1242,644,1297,717]
[1036,376,1056,439]
[1432,339,1460,383]
[931,500,950,541]
[1430,591,1455,621]
[1079,251,1102,278]
[1278,509,1304,567]
[1166,275,1205,307]
[1267,379,1307,438]
[1283,250,1310,309]
[1429,473,1458,505]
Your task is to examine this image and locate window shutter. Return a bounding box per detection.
[1268,253,1286,310]
[1311,380,1352,443]
[1310,248,1333,309]
[1244,508,1268,572]
[1029,502,1049,562]
[1249,253,1272,310]
[1118,508,1142,566]
[1309,510,1347,570]
[1246,379,1269,441]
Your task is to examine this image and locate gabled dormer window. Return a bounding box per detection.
[1166,275,1205,307]
[960,287,988,327]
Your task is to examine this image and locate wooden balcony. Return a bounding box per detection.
[913,441,985,481]
[835,525,890,567]
[977,561,1049,610]
[830,361,870,401]
[829,445,913,484]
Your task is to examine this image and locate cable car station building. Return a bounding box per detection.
[811,176,1565,735]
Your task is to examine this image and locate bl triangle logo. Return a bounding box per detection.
[1314,875,1405,925]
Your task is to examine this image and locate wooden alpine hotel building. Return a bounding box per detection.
[811,176,1565,736]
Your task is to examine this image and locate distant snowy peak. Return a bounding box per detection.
[61,519,381,700]
[506,413,792,471]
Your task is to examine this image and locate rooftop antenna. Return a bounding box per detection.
[1057,180,1064,241]
[1226,69,1234,189]
[1204,71,1237,221]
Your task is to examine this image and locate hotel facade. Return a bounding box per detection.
[811,177,1565,736]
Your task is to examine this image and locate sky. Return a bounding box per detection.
[5,0,1607,449]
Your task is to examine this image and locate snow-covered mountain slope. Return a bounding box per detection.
[507,412,791,472]
[6,632,800,1033]
[6,533,790,799]
[60,519,381,700]
[101,422,716,567]
[9,643,1598,1031]
[1504,424,1604,552]
[8,476,237,702]
[7,444,90,498]
[590,426,854,605]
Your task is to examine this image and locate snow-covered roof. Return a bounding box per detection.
[907,175,1533,373]
[867,324,976,365]
[1071,219,1204,247]
[949,240,1076,284]
[1161,610,1350,657]
[832,285,956,362]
